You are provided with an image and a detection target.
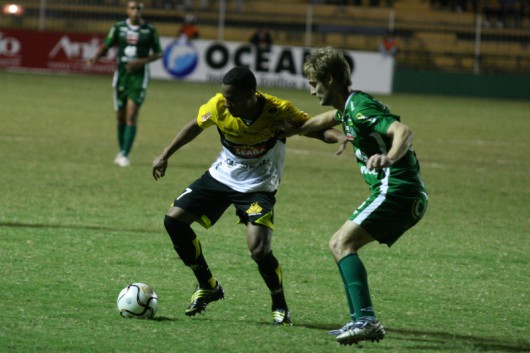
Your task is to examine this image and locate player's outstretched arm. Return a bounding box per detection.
[86,43,108,68]
[303,128,348,155]
[152,119,203,180]
[299,110,338,135]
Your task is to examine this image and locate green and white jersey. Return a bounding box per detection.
[103,18,162,76]
[337,91,426,195]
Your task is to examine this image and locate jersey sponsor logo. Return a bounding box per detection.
[224,157,271,170]
[246,202,263,216]
[232,144,268,158]
[126,31,139,45]
[359,165,378,175]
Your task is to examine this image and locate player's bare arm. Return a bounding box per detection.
[152,119,204,180]
[86,44,109,68]
[298,110,339,135]
[366,121,414,171]
[279,110,338,138]
[304,128,348,155]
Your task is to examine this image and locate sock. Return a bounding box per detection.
[122,125,137,156]
[338,264,356,322]
[254,251,288,310]
[117,123,126,152]
[338,253,376,320]
[164,215,216,289]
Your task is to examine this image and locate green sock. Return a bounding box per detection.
[338,264,356,322]
[122,125,137,156]
[117,123,126,152]
[338,253,375,320]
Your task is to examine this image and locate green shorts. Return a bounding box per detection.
[350,190,428,246]
[113,71,148,110]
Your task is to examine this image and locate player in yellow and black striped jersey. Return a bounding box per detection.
[152,66,345,325]
[197,90,313,193]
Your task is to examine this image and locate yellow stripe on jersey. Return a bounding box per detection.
[196,92,310,146]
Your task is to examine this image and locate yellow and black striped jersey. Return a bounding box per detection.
[196,91,310,192]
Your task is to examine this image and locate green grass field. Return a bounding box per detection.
[1,70,529,353]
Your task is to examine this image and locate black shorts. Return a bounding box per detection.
[172,171,277,230]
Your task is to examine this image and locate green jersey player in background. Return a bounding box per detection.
[87,1,162,167]
[296,47,428,345]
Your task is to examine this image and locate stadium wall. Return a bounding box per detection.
[0,29,395,95]
[393,69,530,100]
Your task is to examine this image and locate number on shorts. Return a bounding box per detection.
[177,187,192,200]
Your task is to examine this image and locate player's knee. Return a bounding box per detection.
[164,214,181,234]
[329,233,358,258]
[329,236,342,257]
[250,247,268,261]
[163,215,197,265]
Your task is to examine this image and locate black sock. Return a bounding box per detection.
[254,251,288,310]
[164,215,216,289]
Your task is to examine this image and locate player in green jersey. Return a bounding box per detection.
[152,66,344,325]
[297,47,428,345]
[87,1,162,167]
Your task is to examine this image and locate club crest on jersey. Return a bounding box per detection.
[201,112,211,122]
[246,203,263,216]
[356,113,368,120]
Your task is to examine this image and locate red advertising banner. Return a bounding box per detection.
[0,28,116,74]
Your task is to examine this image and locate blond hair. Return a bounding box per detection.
[303,47,351,87]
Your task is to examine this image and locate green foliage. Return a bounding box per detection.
[1,71,529,353]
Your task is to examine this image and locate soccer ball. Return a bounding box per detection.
[117,283,158,319]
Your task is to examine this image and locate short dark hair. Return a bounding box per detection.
[223,66,257,92]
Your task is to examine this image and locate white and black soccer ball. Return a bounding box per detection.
[117,283,158,319]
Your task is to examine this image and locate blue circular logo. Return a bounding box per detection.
[163,39,199,78]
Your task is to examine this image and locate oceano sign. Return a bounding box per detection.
[153,38,393,94]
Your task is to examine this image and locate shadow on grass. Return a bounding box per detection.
[0,221,158,234]
[298,322,529,352]
[152,316,175,322]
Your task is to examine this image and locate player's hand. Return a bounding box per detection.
[366,154,394,170]
[86,58,96,68]
[335,138,348,155]
[126,59,145,72]
[152,156,168,180]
